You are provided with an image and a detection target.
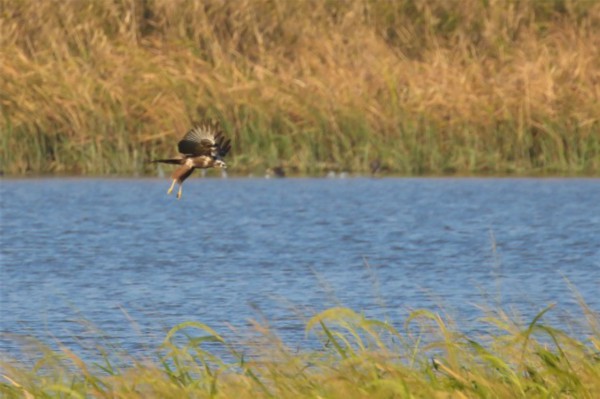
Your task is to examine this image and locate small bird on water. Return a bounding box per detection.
[151,121,232,199]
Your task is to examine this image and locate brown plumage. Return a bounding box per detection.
[152,121,232,199]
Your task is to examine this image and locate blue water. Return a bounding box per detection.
[1,178,599,358]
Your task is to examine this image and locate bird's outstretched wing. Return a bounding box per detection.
[177,122,219,156]
[216,134,232,158]
[178,121,231,158]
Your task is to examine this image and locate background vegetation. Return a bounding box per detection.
[1,0,599,176]
[2,304,599,398]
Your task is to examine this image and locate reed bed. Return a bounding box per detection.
[2,303,599,398]
[1,0,599,175]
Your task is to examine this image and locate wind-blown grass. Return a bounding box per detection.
[2,303,599,398]
[1,0,599,175]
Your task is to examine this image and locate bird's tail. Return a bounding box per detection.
[150,158,185,165]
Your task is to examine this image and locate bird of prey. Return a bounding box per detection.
[152,121,232,199]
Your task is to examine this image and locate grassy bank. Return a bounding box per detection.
[2,305,599,398]
[1,0,599,176]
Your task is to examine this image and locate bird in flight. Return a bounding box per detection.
[152,121,232,199]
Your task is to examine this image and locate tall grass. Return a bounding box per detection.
[1,0,599,175]
[2,304,599,398]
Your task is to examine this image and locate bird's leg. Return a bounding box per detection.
[177,184,183,199]
[167,179,177,195]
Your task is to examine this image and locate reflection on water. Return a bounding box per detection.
[1,178,599,356]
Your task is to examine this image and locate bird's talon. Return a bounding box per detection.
[167,179,176,195]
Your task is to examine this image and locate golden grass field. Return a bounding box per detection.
[1,0,599,175]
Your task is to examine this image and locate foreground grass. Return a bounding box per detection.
[2,304,599,398]
[1,0,599,176]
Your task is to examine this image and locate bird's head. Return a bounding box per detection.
[214,159,227,169]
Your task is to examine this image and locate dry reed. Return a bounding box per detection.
[1,0,599,175]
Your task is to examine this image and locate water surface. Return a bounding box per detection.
[1,178,599,356]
